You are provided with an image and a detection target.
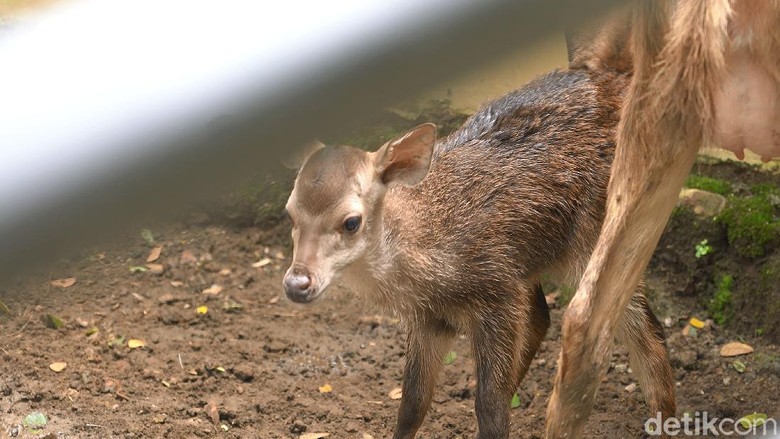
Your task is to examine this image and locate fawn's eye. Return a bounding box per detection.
[342,216,361,233]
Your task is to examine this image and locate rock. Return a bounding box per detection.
[677,188,727,217]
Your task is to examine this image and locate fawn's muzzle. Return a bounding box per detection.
[283,267,317,303]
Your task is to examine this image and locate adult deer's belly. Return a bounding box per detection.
[713,51,780,162]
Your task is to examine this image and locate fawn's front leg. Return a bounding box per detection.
[473,285,548,439]
[393,317,456,439]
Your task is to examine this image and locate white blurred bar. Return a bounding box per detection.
[0,0,617,280]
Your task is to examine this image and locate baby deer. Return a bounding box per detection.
[283,68,674,438]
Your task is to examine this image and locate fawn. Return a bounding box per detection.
[283,66,674,437]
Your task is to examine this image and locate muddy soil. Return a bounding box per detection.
[1,194,779,439]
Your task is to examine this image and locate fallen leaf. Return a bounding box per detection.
[220,424,229,432]
[202,284,223,296]
[319,383,332,393]
[23,412,47,432]
[180,250,198,265]
[152,413,167,424]
[252,257,272,268]
[219,268,232,276]
[689,317,705,329]
[43,313,64,329]
[196,306,208,315]
[107,336,126,347]
[738,413,768,429]
[388,388,402,400]
[204,400,220,425]
[128,339,145,349]
[129,266,148,273]
[146,246,163,262]
[51,277,76,288]
[509,393,521,409]
[222,300,243,312]
[268,296,280,304]
[682,325,697,337]
[0,298,10,315]
[145,263,164,275]
[732,360,746,373]
[75,317,89,327]
[719,342,754,357]
[443,351,457,365]
[85,327,99,337]
[274,251,285,260]
[49,362,67,372]
[299,433,330,439]
[170,281,184,288]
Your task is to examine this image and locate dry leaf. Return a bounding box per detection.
[145,263,164,275]
[51,278,76,288]
[268,296,279,304]
[274,251,285,260]
[146,246,163,263]
[318,383,332,393]
[170,281,184,288]
[689,317,705,329]
[180,250,198,265]
[49,362,67,372]
[388,388,402,400]
[719,342,754,357]
[202,284,223,296]
[219,268,232,276]
[252,258,272,268]
[299,434,330,439]
[204,400,220,425]
[128,339,145,349]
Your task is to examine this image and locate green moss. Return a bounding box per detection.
[685,175,733,196]
[709,274,733,326]
[717,183,780,258]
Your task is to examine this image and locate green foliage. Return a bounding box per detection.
[685,175,732,196]
[694,239,714,258]
[443,351,457,365]
[717,183,780,258]
[709,274,733,325]
[509,393,521,409]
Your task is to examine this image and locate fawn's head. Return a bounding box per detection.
[282,124,436,303]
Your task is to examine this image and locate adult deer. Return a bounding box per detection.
[547,1,780,437]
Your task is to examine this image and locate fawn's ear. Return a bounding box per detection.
[283,140,326,170]
[372,123,436,187]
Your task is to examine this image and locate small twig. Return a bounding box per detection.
[178,353,183,369]
[0,347,9,356]
[263,312,300,318]
[85,424,104,428]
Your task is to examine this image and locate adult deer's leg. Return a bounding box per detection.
[546,1,731,437]
[618,291,675,420]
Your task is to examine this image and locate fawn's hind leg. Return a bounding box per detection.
[472,283,550,439]
[617,290,675,421]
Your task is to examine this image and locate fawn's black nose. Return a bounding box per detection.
[283,273,313,303]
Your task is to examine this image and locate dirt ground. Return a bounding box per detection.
[1,189,779,439]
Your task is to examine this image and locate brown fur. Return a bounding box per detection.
[547,1,780,437]
[285,65,674,437]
